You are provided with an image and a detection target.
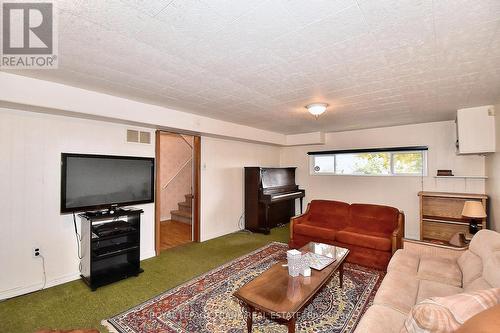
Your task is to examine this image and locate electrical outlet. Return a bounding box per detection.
[32,247,41,258]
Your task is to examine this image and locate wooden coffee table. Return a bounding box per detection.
[234,242,349,333]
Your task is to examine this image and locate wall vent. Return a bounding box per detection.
[127,129,151,144]
[127,129,139,143]
[139,131,151,144]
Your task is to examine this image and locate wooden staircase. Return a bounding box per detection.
[170,194,193,224]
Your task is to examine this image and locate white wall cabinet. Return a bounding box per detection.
[456,106,496,154]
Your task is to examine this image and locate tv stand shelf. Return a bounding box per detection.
[79,208,144,291]
[80,208,140,220]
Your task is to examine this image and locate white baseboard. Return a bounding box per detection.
[1,253,157,300]
[201,226,240,242]
[0,272,80,301]
[140,250,156,260]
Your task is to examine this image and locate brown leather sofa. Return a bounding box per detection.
[289,200,405,270]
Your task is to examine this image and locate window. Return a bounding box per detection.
[310,147,427,176]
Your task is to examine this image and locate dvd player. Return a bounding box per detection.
[93,220,136,237]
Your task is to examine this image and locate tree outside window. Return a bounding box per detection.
[311,150,425,176]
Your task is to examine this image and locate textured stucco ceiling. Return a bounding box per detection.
[9,0,500,134]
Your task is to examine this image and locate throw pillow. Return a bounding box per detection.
[401,288,500,333]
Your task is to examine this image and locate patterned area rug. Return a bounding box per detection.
[103,242,384,333]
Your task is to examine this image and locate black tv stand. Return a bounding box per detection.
[79,208,143,291]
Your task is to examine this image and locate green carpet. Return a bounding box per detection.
[0,227,289,333]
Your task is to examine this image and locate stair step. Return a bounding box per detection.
[179,200,192,208]
[170,209,192,224]
[178,201,191,212]
[185,194,194,200]
[171,210,191,218]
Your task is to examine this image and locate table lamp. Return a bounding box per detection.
[461,201,486,234]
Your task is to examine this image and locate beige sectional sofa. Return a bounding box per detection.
[355,229,500,333]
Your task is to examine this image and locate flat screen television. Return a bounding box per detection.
[61,153,155,213]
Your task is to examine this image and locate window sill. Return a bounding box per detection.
[310,173,426,177]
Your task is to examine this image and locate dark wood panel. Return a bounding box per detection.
[244,167,261,231]
[244,167,304,234]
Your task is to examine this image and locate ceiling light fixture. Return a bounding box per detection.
[306,103,328,118]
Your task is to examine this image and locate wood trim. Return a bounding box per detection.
[155,132,201,255]
[289,203,311,244]
[154,130,162,256]
[419,193,423,240]
[308,145,428,156]
[418,191,488,199]
[422,218,469,226]
[392,212,405,254]
[193,136,201,242]
[403,238,468,251]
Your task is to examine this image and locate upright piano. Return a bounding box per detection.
[244,167,305,234]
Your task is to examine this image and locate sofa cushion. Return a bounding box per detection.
[307,200,351,229]
[401,288,500,333]
[417,256,462,287]
[354,304,406,333]
[458,250,483,286]
[293,223,337,240]
[336,227,392,251]
[333,241,392,270]
[469,230,500,261]
[464,277,493,292]
[373,271,420,314]
[387,249,419,275]
[416,280,463,303]
[289,233,334,249]
[349,203,400,235]
[484,252,500,287]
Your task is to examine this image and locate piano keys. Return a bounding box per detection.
[244,167,305,234]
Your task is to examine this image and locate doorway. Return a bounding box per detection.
[155,131,200,254]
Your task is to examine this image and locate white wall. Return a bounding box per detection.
[486,103,500,231]
[1,107,489,300]
[0,108,156,300]
[0,108,282,299]
[200,137,281,241]
[0,72,287,146]
[280,121,486,240]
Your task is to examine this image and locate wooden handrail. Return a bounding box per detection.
[180,134,193,149]
[162,157,192,190]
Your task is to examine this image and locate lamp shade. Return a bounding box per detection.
[461,201,487,218]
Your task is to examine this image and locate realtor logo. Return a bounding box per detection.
[1,1,58,69]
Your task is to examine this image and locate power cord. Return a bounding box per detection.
[237,212,252,234]
[238,212,244,230]
[39,254,47,290]
[72,212,83,260]
[72,212,83,273]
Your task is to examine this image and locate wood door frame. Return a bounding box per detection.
[193,136,201,243]
[155,131,201,255]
